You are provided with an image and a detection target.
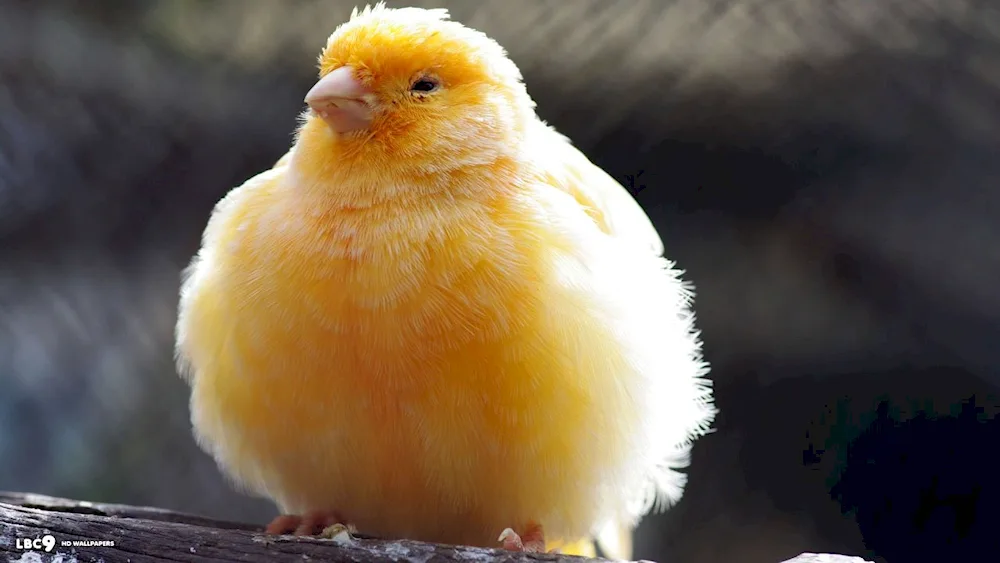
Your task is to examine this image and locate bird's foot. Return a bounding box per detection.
[265,510,348,536]
[498,521,546,553]
[319,522,358,542]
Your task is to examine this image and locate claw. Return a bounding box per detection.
[498,521,546,553]
[265,510,347,536]
[265,514,301,535]
[321,523,357,544]
[498,528,523,551]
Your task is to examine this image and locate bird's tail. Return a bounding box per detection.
[550,519,633,560]
[595,518,633,561]
[549,537,598,558]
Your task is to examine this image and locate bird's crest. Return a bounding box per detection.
[350,2,451,23]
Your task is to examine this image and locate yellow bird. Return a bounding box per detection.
[175,4,715,559]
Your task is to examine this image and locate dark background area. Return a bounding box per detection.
[2,1,999,562]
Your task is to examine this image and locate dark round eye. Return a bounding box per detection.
[411,78,439,93]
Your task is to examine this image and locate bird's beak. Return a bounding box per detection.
[305,66,374,134]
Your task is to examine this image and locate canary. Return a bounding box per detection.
[175,4,715,559]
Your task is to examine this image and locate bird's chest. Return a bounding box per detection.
[215,204,545,505]
[228,205,502,382]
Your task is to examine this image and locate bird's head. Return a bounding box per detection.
[294,3,536,194]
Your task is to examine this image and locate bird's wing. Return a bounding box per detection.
[532,122,664,256]
[175,160,285,384]
[531,123,649,561]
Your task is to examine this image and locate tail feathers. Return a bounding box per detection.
[595,519,634,561]
[550,537,598,558]
[553,520,633,560]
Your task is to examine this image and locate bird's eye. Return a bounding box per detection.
[410,77,439,93]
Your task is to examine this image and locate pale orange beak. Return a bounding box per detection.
[304,66,374,134]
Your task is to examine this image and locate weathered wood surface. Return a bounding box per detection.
[0,492,871,563]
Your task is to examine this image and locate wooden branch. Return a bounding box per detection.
[0,491,871,563]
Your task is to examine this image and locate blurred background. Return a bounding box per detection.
[2,1,999,562]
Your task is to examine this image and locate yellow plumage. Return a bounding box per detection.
[175,4,715,559]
